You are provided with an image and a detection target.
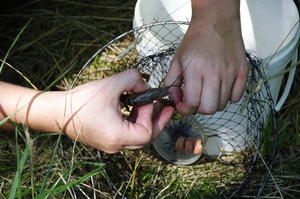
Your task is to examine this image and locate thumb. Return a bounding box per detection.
[164,57,183,87]
[110,69,148,93]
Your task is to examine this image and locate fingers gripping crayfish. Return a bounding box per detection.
[120,86,183,109]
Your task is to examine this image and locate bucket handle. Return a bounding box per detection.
[274,51,298,111]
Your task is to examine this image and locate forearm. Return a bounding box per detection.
[0,81,66,133]
[191,0,240,24]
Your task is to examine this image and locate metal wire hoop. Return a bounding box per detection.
[67,21,278,198]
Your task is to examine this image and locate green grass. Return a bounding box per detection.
[1,123,105,199]
[0,0,299,198]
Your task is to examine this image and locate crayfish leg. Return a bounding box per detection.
[158,98,175,107]
[141,73,150,82]
[127,107,138,123]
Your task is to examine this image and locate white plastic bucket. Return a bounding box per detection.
[133,0,299,157]
[133,0,299,110]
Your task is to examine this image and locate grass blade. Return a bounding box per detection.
[38,134,62,193]
[36,167,103,199]
[8,143,30,199]
[0,19,31,73]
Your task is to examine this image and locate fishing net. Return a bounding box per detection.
[67,22,277,198]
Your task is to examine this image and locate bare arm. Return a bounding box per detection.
[0,69,174,153]
[165,0,248,115]
[166,0,248,154]
[0,82,60,131]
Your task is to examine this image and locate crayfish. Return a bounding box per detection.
[120,86,182,108]
[120,73,183,121]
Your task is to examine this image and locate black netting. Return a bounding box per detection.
[69,22,277,198]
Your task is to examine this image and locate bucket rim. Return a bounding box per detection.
[263,23,300,62]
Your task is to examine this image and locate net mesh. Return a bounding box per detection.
[67,22,277,198]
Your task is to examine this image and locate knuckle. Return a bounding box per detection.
[127,68,141,80]
[238,65,249,79]
[227,65,237,74]
[106,134,122,148]
[209,66,222,78]
[177,54,189,66]
[171,56,181,66]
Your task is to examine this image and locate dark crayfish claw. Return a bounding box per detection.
[120,87,169,107]
[120,86,183,108]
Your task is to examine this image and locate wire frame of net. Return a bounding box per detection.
[69,22,277,198]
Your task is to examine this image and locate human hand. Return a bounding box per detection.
[62,69,174,153]
[164,2,248,115]
[164,0,248,154]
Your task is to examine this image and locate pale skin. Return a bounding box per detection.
[169,0,248,154]
[0,0,248,155]
[0,70,174,153]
